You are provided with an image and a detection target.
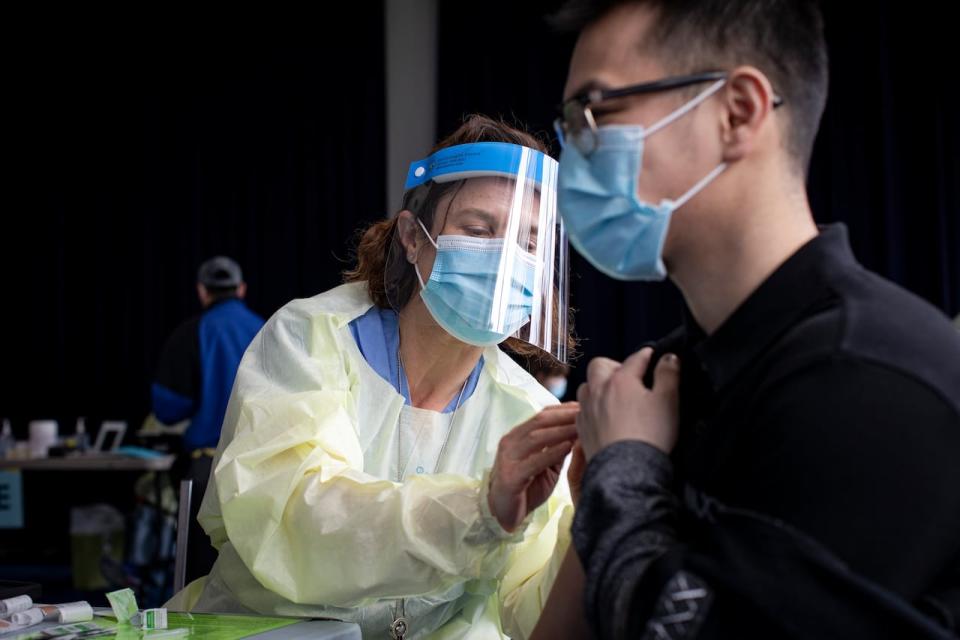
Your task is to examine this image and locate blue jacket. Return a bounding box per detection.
[152,298,264,450]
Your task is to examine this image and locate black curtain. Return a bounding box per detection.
[1,1,957,429]
[437,0,960,387]
[2,9,387,429]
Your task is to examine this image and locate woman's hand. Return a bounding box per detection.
[488,402,579,532]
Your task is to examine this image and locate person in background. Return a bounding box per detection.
[526,356,572,401]
[152,255,264,584]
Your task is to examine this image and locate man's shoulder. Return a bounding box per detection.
[657,265,960,413]
[782,266,960,411]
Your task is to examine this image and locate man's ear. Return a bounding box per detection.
[719,65,778,164]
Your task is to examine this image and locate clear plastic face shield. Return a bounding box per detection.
[385,142,570,363]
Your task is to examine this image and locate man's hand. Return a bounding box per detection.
[576,348,680,460]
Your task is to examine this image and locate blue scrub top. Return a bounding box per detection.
[348,306,483,413]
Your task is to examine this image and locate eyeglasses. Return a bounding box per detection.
[554,70,784,156]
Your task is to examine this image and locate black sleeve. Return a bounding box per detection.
[572,440,679,640]
[154,317,201,408]
[572,360,960,638]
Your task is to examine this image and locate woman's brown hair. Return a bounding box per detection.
[344,114,576,365]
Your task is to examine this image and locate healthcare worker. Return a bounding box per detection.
[172,115,578,639]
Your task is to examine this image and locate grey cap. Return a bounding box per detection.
[198,256,243,288]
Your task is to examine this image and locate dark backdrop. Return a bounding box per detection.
[2,9,387,430]
[2,1,957,430]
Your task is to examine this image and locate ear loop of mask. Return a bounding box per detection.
[673,162,727,209]
[413,217,438,289]
[643,79,730,210]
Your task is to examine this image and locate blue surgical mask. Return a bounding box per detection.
[557,80,727,281]
[545,377,568,400]
[415,220,536,346]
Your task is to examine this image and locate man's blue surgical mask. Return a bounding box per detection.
[557,79,727,281]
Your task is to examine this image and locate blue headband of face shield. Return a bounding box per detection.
[404,142,555,347]
[404,141,550,190]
